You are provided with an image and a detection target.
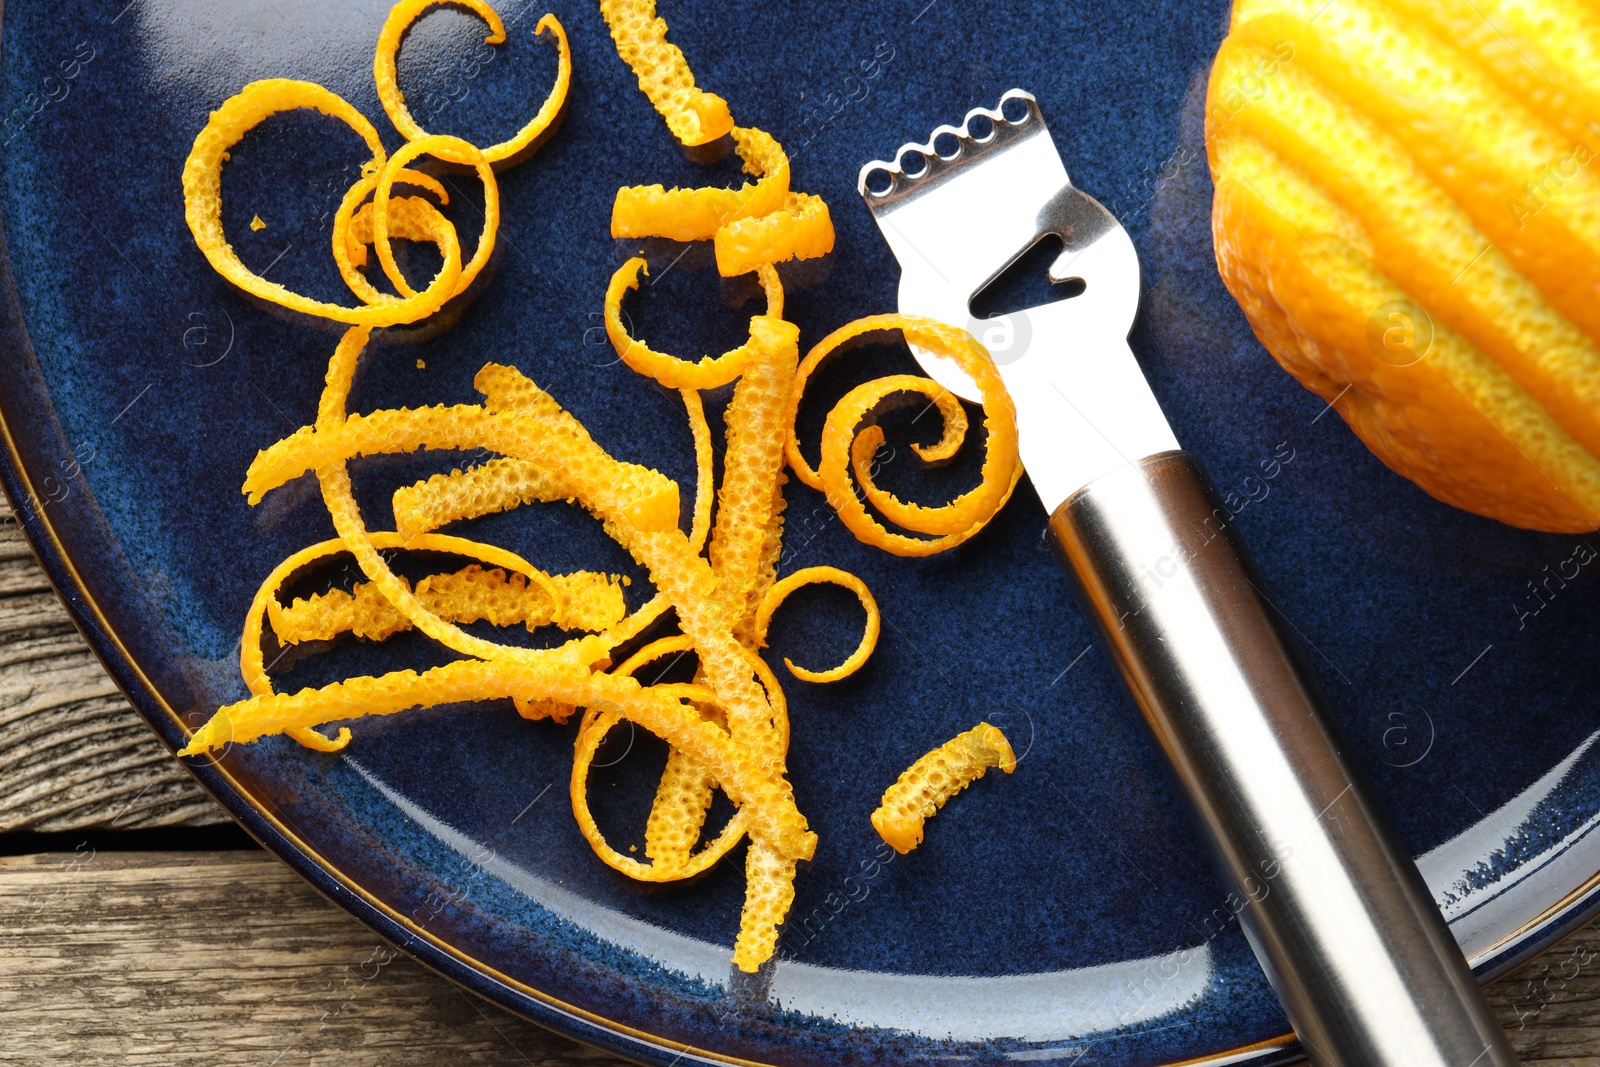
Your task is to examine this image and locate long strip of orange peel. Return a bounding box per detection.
[682,387,714,553]
[230,528,614,752]
[597,0,733,147]
[612,127,789,241]
[178,658,813,862]
[709,304,798,634]
[375,2,571,169]
[182,80,465,326]
[392,456,566,541]
[604,259,790,390]
[270,564,625,644]
[754,567,880,683]
[788,315,1023,556]
[641,322,796,873]
[871,723,1016,854]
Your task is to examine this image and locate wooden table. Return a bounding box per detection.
[2,499,1597,1065]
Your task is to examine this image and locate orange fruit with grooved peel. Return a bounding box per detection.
[1208,0,1600,531]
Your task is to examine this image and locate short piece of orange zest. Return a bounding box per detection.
[375,1,572,168]
[871,723,1017,854]
[715,192,835,277]
[612,127,790,240]
[597,0,733,146]
[789,315,1022,556]
[754,567,879,683]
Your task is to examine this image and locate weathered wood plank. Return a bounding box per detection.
[0,850,605,1066]
[0,498,226,832]
[0,848,1594,1065]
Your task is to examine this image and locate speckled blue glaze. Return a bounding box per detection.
[1,1,1598,1064]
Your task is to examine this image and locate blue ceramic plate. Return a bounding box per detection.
[3,1,1599,1064]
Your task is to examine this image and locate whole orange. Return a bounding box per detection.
[1208,0,1600,532]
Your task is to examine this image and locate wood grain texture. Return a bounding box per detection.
[0,850,604,1066]
[0,849,1594,1066]
[0,498,226,832]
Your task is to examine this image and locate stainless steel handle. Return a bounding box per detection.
[1049,451,1517,1067]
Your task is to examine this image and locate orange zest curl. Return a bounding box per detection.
[715,192,836,277]
[372,134,499,299]
[182,80,465,326]
[569,635,750,882]
[604,256,797,390]
[612,127,790,241]
[375,2,571,168]
[755,567,880,683]
[871,723,1017,854]
[788,315,1022,556]
[597,0,733,146]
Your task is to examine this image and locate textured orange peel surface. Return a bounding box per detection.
[177,0,1022,973]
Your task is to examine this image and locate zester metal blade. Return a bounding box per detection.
[858,89,1178,513]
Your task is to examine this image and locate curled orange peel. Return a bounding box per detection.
[871,722,1016,854]
[375,3,571,169]
[612,127,789,241]
[177,0,1012,975]
[345,192,450,268]
[788,316,1022,556]
[597,0,733,147]
[714,192,836,277]
[604,257,795,390]
[570,706,750,881]
[754,567,879,683]
[182,79,464,326]
[569,634,750,881]
[372,135,499,300]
